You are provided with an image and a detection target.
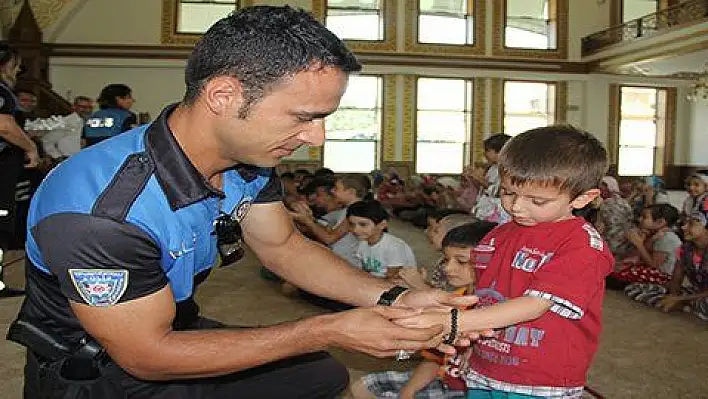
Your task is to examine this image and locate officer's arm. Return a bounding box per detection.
[242,201,393,307]
[0,113,37,153]
[70,285,338,380]
[35,213,340,381]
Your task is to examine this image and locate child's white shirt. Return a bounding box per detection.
[355,232,417,278]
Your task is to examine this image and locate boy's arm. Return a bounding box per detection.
[399,360,443,399]
[626,229,655,267]
[394,296,552,333]
[298,215,348,245]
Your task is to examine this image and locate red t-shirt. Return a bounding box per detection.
[468,217,613,388]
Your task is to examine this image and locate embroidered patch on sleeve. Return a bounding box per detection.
[68,269,129,307]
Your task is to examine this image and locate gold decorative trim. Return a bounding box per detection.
[161,0,253,45]
[492,0,568,59]
[472,77,487,165]
[663,87,677,167]
[607,84,620,165]
[402,75,416,163]
[308,146,322,161]
[311,0,398,53]
[403,0,486,56]
[382,75,397,162]
[490,79,503,133]
[556,81,568,123]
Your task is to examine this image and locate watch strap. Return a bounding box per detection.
[376,285,408,306]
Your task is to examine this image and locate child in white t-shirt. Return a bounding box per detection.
[347,200,416,278]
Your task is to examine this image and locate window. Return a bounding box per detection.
[326,0,383,41]
[617,86,667,176]
[504,0,556,50]
[418,0,475,45]
[503,81,556,136]
[176,1,239,34]
[622,0,659,23]
[416,77,473,174]
[323,75,383,173]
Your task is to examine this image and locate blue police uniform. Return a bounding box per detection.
[0,81,26,256]
[12,104,349,398]
[82,107,137,146]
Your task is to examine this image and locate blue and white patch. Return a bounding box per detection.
[68,269,129,307]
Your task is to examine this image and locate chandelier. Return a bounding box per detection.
[686,64,708,102]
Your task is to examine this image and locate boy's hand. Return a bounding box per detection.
[657,295,685,313]
[394,288,478,311]
[398,268,428,290]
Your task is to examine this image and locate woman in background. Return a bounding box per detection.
[82,83,137,146]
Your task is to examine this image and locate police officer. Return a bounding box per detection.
[10,6,477,399]
[82,83,136,146]
[0,42,39,299]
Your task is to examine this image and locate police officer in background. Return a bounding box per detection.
[81,83,137,147]
[9,6,479,399]
[0,42,39,299]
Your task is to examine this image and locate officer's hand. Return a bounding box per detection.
[24,147,40,169]
[322,306,444,358]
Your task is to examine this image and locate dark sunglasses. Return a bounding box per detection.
[213,212,245,266]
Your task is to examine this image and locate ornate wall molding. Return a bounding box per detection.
[472,77,487,164]
[607,83,620,164]
[489,78,503,133]
[311,0,398,53]
[492,0,568,59]
[382,74,397,162]
[401,75,415,162]
[403,0,486,56]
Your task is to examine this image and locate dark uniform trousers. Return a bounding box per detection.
[23,319,350,399]
[0,146,24,251]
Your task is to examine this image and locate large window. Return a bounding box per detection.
[504,0,557,50]
[418,0,475,45]
[617,86,668,176]
[503,81,556,136]
[326,0,383,41]
[416,77,473,174]
[176,0,239,34]
[622,0,659,23]
[323,75,383,173]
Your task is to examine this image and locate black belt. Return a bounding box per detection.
[6,317,105,363]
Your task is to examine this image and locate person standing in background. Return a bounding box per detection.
[82,83,136,147]
[0,42,39,299]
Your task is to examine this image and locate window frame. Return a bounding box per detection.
[493,0,568,59]
[413,76,474,175]
[404,0,486,56]
[322,74,385,173]
[311,0,398,52]
[501,79,559,136]
[161,0,252,45]
[612,85,675,177]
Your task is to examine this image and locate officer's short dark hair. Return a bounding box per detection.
[98,84,132,109]
[483,134,512,153]
[498,125,608,198]
[183,6,362,117]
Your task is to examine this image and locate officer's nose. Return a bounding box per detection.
[300,119,326,147]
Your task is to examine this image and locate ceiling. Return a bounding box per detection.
[619,48,708,77]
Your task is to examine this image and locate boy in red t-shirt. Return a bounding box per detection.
[396,126,614,398]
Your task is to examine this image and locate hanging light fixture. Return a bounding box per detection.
[686,63,708,102]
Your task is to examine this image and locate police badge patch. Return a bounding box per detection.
[69,269,129,307]
[234,196,253,221]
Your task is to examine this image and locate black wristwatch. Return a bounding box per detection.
[376,285,409,306]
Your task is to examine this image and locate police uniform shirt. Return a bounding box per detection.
[0,80,23,151]
[19,104,282,342]
[82,107,137,142]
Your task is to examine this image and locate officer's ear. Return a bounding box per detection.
[202,76,245,117]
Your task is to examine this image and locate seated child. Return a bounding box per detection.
[398,213,479,290]
[347,200,416,278]
[350,221,497,399]
[395,126,614,398]
[608,204,681,289]
[681,171,708,219]
[625,210,708,321]
[594,197,635,270]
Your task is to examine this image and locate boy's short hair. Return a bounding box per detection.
[300,177,334,196]
[483,134,512,152]
[645,203,679,227]
[346,200,389,224]
[442,221,497,248]
[498,125,608,198]
[336,174,372,200]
